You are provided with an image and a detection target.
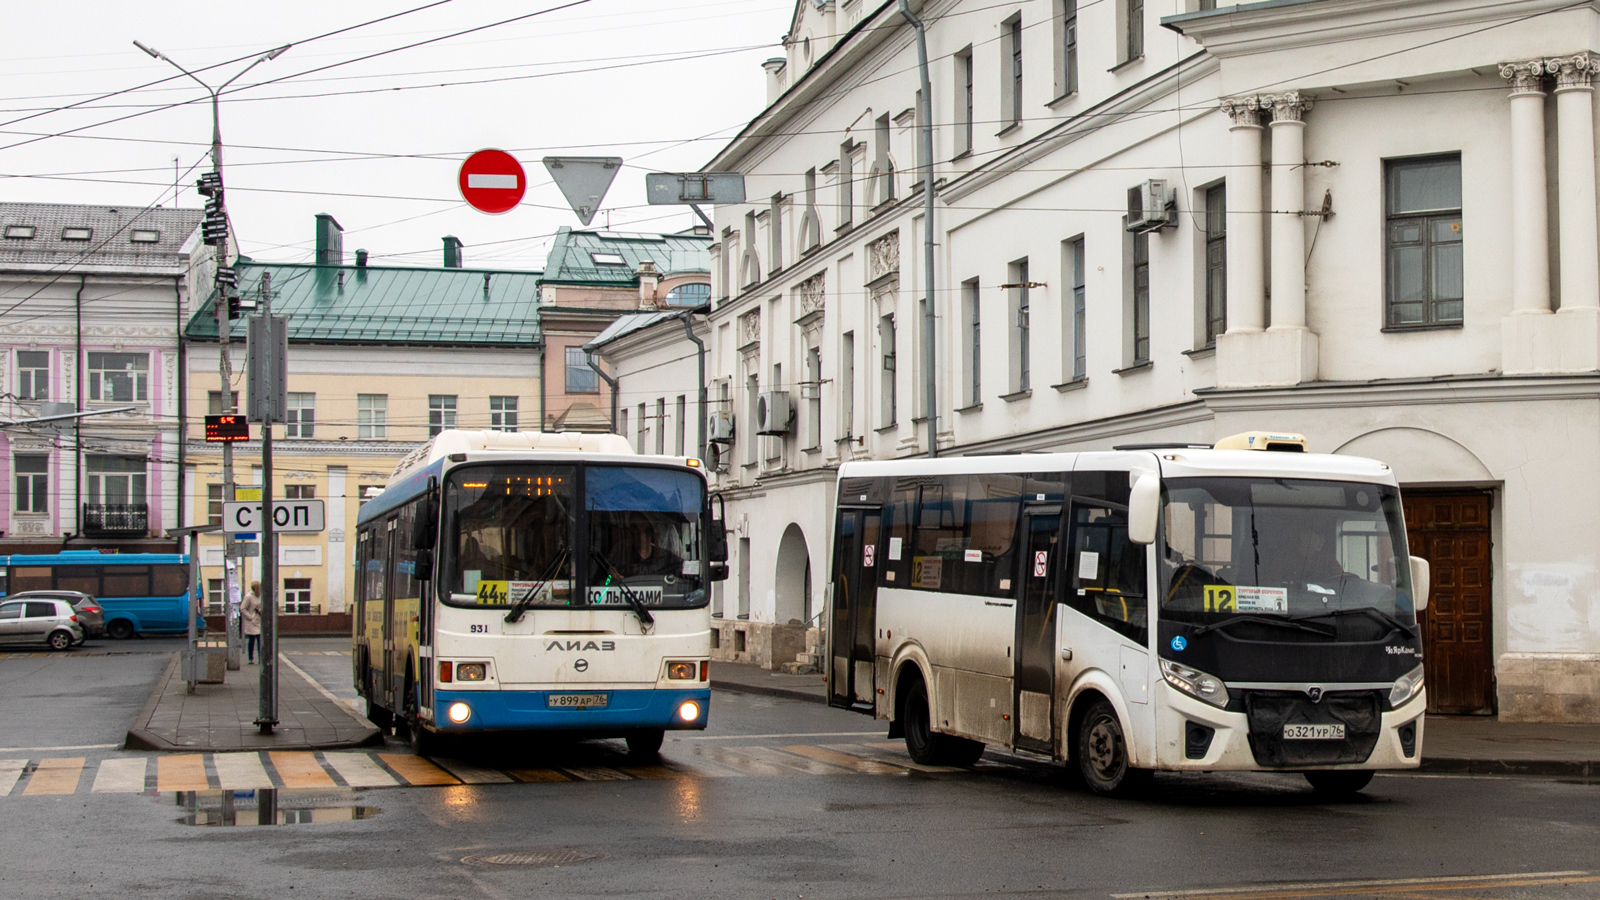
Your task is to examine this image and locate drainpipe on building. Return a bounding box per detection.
[537,343,547,433]
[585,347,619,434]
[73,273,86,542]
[175,275,186,530]
[898,0,938,459]
[679,311,708,462]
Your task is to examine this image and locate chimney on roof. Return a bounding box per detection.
[443,236,463,268]
[355,249,368,268]
[315,213,343,266]
[637,259,662,309]
[763,57,787,105]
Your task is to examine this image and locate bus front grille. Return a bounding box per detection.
[1242,690,1382,767]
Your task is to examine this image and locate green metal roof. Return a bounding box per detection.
[186,259,543,345]
[540,226,710,286]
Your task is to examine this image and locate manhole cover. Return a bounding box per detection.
[462,850,608,868]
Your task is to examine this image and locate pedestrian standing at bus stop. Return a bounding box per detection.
[241,582,262,664]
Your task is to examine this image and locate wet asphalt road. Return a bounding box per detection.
[1,637,1598,900]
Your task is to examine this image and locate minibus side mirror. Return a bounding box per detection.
[707,520,730,582]
[1128,473,1160,545]
[1409,556,1430,612]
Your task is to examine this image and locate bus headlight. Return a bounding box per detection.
[457,663,487,682]
[665,661,696,680]
[447,701,473,724]
[1389,664,1425,708]
[677,700,701,721]
[1161,659,1230,709]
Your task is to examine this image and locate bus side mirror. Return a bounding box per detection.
[707,520,729,582]
[1128,473,1160,545]
[1409,556,1429,612]
[412,496,438,550]
[414,548,434,582]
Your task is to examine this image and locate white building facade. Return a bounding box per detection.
[612,0,1600,721]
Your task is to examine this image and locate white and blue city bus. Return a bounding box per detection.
[354,430,726,756]
[828,432,1431,796]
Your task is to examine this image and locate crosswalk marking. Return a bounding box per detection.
[213,753,272,790]
[561,766,633,782]
[0,759,25,797]
[157,754,210,792]
[745,745,856,775]
[92,757,147,793]
[506,767,575,783]
[788,744,909,775]
[24,757,84,795]
[434,758,515,784]
[323,752,398,788]
[378,753,459,786]
[270,751,337,789]
[690,744,809,777]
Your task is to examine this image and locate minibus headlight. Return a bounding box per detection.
[457,663,487,682]
[1160,659,1230,709]
[678,700,701,721]
[665,660,696,680]
[447,702,473,724]
[1389,664,1425,708]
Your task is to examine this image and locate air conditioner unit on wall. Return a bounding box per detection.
[708,410,735,443]
[1127,179,1174,233]
[756,390,793,436]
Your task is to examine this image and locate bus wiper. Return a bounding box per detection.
[504,550,568,625]
[589,550,655,627]
[1291,606,1415,636]
[1193,613,1336,638]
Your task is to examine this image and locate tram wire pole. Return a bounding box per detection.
[256,272,279,733]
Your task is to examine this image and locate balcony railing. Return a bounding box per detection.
[82,503,149,536]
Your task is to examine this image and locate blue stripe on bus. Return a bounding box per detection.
[431,687,710,732]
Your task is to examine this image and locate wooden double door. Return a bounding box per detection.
[1403,492,1495,715]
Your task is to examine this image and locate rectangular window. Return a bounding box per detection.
[745,374,759,465]
[1205,184,1227,346]
[1386,155,1463,328]
[879,314,897,427]
[838,140,855,232]
[16,350,48,400]
[675,395,687,455]
[14,455,47,514]
[286,392,315,438]
[1002,15,1023,129]
[804,349,821,450]
[285,484,315,500]
[1133,232,1151,363]
[1009,259,1031,392]
[357,394,387,440]
[428,394,458,437]
[565,346,600,393]
[770,193,784,273]
[637,402,649,454]
[1058,0,1079,98]
[1125,0,1144,62]
[963,278,982,405]
[874,113,894,206]
[87,352,148,403]
[490,396,518,432]
[207,484,223,525]
[955,46,974,156]
[618,407,629,442]
[1070,238,1087,379]
[206,578,224,616]
[207,390,238,416]
[283,578,313,615]
[655,399,667,455]
[87,455,145,505]
[840,331,856,438]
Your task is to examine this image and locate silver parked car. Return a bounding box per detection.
[0,598,85,651]
[1,590,103,640]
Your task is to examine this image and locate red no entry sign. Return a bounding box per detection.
[458,149,526,215]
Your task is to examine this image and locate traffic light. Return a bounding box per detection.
[227,292,242,320]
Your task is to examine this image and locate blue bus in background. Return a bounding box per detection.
[0,551,193,639]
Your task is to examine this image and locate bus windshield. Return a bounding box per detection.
[1158,477,1417,640]
[586,466,706,609]
[442,464,706,610]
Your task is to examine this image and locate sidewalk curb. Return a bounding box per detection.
[123,653,180,751]
[711,680,828,706]
[1416,758,1597,778]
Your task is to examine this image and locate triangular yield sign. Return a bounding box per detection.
[543,156,622,226]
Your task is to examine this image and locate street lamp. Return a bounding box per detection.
[132,41,289,172]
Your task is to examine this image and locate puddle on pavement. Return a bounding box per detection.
[172,789,380,827]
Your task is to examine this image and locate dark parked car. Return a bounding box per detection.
[1,590,103,641]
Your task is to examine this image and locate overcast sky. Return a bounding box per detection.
[0,0,792,270]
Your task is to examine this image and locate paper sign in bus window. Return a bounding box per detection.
[1077,551,1100,581]
[911,556,943,589]
[1204,584,1288,613]
[888,537,903,561]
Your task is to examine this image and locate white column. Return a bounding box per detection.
[1501,61,1552,315]
[1549,53,1600,311]
[1262,91,1312,331]
[1221,96,1265,333]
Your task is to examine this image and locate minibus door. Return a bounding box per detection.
[828,507,881,709]
[1015,504,1062,754]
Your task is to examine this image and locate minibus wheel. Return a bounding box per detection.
[902,676,985,767]
[1076,699,1150,797]
[1304,770,1374,795]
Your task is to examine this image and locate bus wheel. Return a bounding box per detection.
[1076,699,1150,797]
[1304,770,1374,796]
[902,677,985,767]
[47,630,74,651]
[106,619,134,640]
[625,730,665,759]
